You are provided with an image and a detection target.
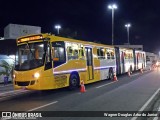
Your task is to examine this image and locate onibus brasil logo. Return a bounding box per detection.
[1,112,42,120]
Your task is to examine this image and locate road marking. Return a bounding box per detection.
[96,81,118,89]
[131,88,160,120]
[27,101,58,112]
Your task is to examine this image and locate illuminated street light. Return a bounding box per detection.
[55,25,61,34]
[125,23,131,45]
[108,4,118,45]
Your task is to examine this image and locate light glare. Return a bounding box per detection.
[125,24,131,28]
[55,25,61,29]
[108,4,118,9]
[34,72,40,78]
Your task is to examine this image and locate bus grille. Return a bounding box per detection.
[17,81,30,86]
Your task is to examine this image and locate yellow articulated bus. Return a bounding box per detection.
[13,33,117,90]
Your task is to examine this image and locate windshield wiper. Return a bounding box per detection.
[25,42,38,67]
[26,42,35,59]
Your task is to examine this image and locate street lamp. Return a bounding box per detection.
[108,4,117,45]
[125,23,131,45]
[55,25,61,34]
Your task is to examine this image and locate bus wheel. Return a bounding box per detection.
[109,69,114,80]
[69,74,79,90]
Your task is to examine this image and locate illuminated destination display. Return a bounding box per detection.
[17,35,43,43]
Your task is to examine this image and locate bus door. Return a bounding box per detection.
[115,47,121,75]
[143,53,146,68]
[133,49,136,71]
[137,53,139,69]
[121,51,125,73]
[85,47,94,80]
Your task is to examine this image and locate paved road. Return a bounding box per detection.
[0,70,160,120]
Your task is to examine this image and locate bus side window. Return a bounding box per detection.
[67,47,73,60]
[97,48,105,59]
[97,48,100,58]
[100,48,105,59]
[107,52,110,59]
[127,53,129,59]
[128,53,130,59]
[69,47,73,55]
[111,52,115,59]
[79,47,84,59]
[130,54,132,59]
[81,48,84,56]
[73,49,78,59]
[124,52,127,59]
[66,43,79,60]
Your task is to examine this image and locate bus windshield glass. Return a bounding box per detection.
[15,42,46,70]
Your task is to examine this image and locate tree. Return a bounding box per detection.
[0,60,13,77]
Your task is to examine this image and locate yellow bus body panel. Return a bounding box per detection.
[14,33,116,90]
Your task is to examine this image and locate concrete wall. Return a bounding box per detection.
[4,24,41,39]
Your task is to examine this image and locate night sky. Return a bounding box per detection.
[0,0,160,53]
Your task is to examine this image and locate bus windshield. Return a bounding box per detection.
[15,42,46,71]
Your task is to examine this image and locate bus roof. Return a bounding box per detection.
[18,33,141,51]
[17,33,115,48]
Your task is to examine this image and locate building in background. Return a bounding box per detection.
[115,44,143,50]
[4,24,41,39]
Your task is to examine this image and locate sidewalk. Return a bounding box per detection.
[0,82,14,93]
[0,83,31,101]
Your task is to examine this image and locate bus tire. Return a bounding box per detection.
[69,73,79,90]
[109,68,114,80]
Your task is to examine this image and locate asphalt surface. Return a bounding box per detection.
[0,69,160,120]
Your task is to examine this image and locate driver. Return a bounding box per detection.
[35,45,39,59]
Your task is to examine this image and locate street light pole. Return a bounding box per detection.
[55,25,61,34]
[108,4,117,45]
[125,24,131,46]
[111,8,114,46]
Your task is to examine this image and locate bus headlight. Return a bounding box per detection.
[13,74,16,79]
[33,72,40,79]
